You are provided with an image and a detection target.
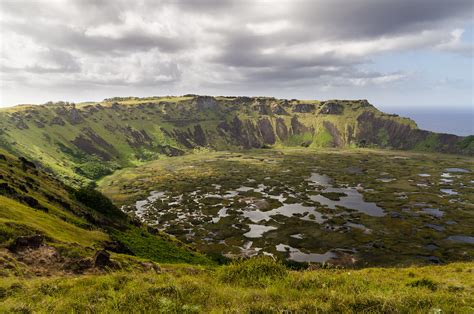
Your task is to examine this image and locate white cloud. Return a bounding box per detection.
[435,28,474,56]
[246,20,290,35]
[0,0,472,106]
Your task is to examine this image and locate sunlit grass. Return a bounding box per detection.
[0,260,472,313]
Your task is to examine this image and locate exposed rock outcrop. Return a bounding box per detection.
[195,96,218,110]
[50,116,65,126]
[257,118,276,144]
[272,104,288,115]
[71,135,111,160]
[323,121,344,147]
[254,104,271,115]
[320,102,344,114]
[8,235,44,252]
[94,250,119,269]
[293,103,316,113]
[68,108,84,124]
[193,125,207,146]
[290,116,312,135]
[356,111,464,153]
[15,119,29,130]
[275,118,289,140]
[123,126,153,147]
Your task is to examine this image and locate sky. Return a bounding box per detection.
[0,0,473,112]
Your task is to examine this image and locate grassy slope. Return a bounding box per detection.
[0,196,107,247]
[0,96,431,186]
[0,148,211,266]
[0,258,472,313]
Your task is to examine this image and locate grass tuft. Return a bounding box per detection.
[218,256,288,287]
[408,278,438,291]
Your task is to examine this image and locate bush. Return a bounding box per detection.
[75,161,113,180]
[218,256,288,287]
[72,187,126,220]
[110,227,211,265]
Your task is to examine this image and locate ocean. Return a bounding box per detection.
[389,109,473,137]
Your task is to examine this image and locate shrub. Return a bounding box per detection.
[110,227,211,265]
[218,256,288,287]
[75,161,113,180]
[72,187,126,220]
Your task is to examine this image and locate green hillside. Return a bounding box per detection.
[1,96,471,185]
[0,148,211,278]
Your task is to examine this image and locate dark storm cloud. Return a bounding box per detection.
[206,0,473,72]
[293,0,473,40]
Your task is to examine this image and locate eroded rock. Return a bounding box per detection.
[8,235,44,252]
[272,104,288,115]
[320,102,343,114]
[50,116,65,126]
[93,250,119,269]
[275,118,289,140]
[257,118,275,144]
[195,96,218,110]
[293,103,316,113]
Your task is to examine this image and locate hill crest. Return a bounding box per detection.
[0,95,472,185]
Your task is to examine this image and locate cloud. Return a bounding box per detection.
[0,0,472,103]
[435,29,474,57]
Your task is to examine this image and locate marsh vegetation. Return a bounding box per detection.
[100,148,474,267]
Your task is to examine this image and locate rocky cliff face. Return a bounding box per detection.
[0,95,472,183]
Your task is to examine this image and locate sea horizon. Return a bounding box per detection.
[387,108,473,137]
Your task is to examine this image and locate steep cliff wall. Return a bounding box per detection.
[0,96,471,183]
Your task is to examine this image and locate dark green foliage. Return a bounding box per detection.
[357,139,368,147]
[75,161,113,180]
[72,187,126,220]
[111,227,212,265]
[56,142,85,161]
[407,278,438,291]
[206,252,232,265]
[321,191,347,201]
[0,182,16,195]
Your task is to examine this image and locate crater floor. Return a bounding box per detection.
[99,148,474,266]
